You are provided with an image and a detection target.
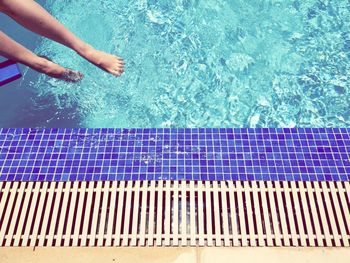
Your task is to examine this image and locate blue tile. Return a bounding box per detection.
[0,128,349,182]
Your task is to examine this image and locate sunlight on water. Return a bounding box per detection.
[33,0,350,127]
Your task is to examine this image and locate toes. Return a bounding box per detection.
[111,66,124,77]
[95,52,125,76]
[115,62,124,72]
[115,56,125,65]
[117,65,124,72]
[113,56,124,70]
[111,69,122,77]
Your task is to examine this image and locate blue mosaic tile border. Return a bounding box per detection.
[0,128,349,182]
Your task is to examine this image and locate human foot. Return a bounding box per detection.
[36,57,83,83]
[60,69,84,83]
[79,46,125,77]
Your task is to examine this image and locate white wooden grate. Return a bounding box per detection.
[0,181,349,247]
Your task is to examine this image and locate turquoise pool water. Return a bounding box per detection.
[1,0,350,127]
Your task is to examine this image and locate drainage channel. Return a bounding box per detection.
[0,180,349,247]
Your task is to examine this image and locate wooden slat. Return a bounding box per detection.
[147,181,156,246]
[244,181,256,247]
[0,181,6,202]
[227,181,239,246]
[321,182,341,246]
[0,182,20,246]
[220,182,230,246]
[298,181,315,246]
[212,181,221,246]
[189,181,196,246]
[72,182,87,246]
[343,182,350,221]
[5,182,26,246]
[21,182,41,246]
[237,181,248,246]
[130,181,141,246]
[114,181,126,246]
[122,181,133,246]
[64,182,79,246]
[46,182,63,246]
[259,181,273,246]
[89,181,103,246]
[80,182,94,246]
[313,182,332,246]
[197,181,205,246]
[155,182,163,246]
[252,181,264,246]
[204,181,213,246]
[36,182,53,246]
[336,182,350,246]
[305,181,324,246]
[344,182,350,202]
[105,181,118,246]
[329,182,349,246]
[275,182,290,246]
[266,181,282,246]
[138,181,148,246]
[56,182,71,246]
[290,181,307,246]
[164,181,171,246]
[181,181,187,246]
[172,181,179,246]
[97,181,110,246]
[344,182,350,246]
[12,182,34,246]
[0,181,5,206]
[31,182,49,247]
[282,181,298,246]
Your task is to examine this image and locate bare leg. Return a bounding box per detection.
[0,0,124,76]
[0,31,83,82]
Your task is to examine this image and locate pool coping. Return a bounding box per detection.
[1,247,350,263]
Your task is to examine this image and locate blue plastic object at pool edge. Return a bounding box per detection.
[0,60,22,87]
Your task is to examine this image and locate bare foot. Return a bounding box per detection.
[61,69,84,83]
[35,57,83,83]
[79,46,125,77]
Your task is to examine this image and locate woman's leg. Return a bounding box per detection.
[0,31,83,82]
[0,0,124,76]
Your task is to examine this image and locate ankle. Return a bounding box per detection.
[75,43,95,58]
[33,57,65,77]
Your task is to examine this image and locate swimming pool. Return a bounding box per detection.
[1,0,350,128]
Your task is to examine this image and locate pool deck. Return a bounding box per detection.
[1,247,350,263]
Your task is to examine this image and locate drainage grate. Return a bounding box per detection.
[0,180,349,247]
